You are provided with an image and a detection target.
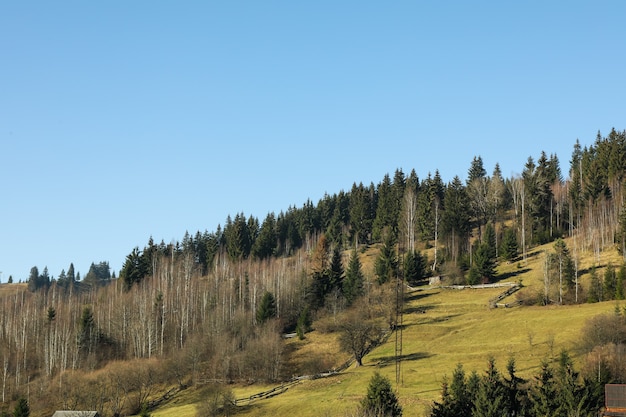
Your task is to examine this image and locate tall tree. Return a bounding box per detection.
[373,173,395,242]
[256,291,277,324]
[252,213,277,260]
[120,247,148,290]
[343,249,365,305]
[441,176,471,265]
[375,233,398,285]
[500,227,519,262]
[473,357,505,417]
[328,246,344,292]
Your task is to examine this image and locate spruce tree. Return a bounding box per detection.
[13,397,29,417]
[361,372,402,417]
[329,246,344,291]
[503,357,527,417]
[404,250,427,286]
[500,228,518,262]
[604,263,617,301]
[468,242,496,285]
[473,357,505,417]
[256,291,277,324]
[528,361,557,416]
[343,249,364,305]
[375,233,398,285]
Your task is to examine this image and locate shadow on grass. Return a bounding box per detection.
[496,268,530,282]
[416,314,462,325]
[405,290,435,303]
[403,304,436,315]
[374,352,434,367]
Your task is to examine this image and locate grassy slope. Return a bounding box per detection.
[153,240,624,417]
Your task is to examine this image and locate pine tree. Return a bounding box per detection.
[120,247,148,290]
[604,263,617,301]
[296,306,311,340]
[555,350,583,416]
[500,228,518,262]
[373,174,395,242]
[473,357,505,417]
[375,233,398,285]
[256,291,277,324]
[343,249,364,305]
[361,372,402,417]
[404,250,427,286]
[329,246,344,291]
[503,357,527,417]
[528,361,557,416]
[468,242,496,285]
[449,364,472,416]
[431,379,454,417]
[13,397,29,417]
[27,266,39,292]
[78,306,97,356]
[587,266,602,303]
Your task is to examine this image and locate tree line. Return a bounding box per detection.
[112,128,626,294]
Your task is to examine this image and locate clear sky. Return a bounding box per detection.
[1,1,624,282]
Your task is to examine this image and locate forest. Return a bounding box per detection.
[3,128,626,416]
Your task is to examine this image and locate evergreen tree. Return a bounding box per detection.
[604,263,617,301]
[483,223,497,261]
[343,249,365,305]
[472,357,505,417]
[441,176,471,265]
[27,266,39,292]
[449,364,472,416]
[431,379,455,417]
[361,372,402,417]
[503,357,527,417]
[329,246,344,291]
[554,350,583,416]
[349,182,375,247]
[78,306,97,356]
[252,213,277,260]
[84,261,111,286]
[467,242,496,285]
[500,228,518,262]
[528,361,557,417]
[373,174,395,242]
[120,247,148,290]
[467,155,487,184]
[256,291,277,324]
[552,238,574,304]
[296,306,311,340]
[404,250,428,286]
[12,397,29,417]
[587,266,602,303]
[375,233,398,285]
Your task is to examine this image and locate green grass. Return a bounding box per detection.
[152,240,624,417]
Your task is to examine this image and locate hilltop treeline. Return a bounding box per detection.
[118,129,626,289]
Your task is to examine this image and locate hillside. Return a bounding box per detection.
[147,238,624,417]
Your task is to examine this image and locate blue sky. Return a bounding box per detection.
[1,1,624,281]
